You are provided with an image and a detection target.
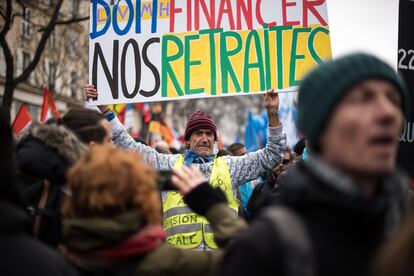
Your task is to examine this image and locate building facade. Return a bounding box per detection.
[0,0,89,121]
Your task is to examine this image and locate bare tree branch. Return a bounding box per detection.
[56,15,89,25]
[10,12,24,26]
[0,0,13,69]
[2,0,89,113]
[0,0,16,110]
[0,8,6,20]
[14,0,64,85]
[0,0,12,36]
[38,15,89,32]
[15,0,27,10]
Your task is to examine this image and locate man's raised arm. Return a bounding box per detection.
[224,89,286,187]
[84,84,178,170]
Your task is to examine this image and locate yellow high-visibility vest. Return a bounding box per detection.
[163,155,239,249]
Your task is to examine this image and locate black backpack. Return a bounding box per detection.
[17,172,64,247]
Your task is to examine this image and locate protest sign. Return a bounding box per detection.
[397,0,414,180]
[89,0,331,105]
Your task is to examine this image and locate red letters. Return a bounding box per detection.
[282,0,300,26]
[195,0,216,30]
[168,0,328,33]
[255,0,276,27]
[217,0,236,30]
[169,0,183,32]
[303,0,327,27]
[187,0,192,31]
[236,0,253,30]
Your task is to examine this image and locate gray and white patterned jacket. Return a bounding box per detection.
[110,116,286,192]
[109,116,286,250]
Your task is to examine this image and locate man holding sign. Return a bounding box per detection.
[85,85,286,250]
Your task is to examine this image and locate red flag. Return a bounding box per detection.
[116,105,127,124]
[12,104,32,135]
[133,103,150,123]
[41,86,61,122]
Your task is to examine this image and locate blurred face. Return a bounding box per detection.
[272,151,292,177]
[100,119,113,145]
[319,80,403,177]
[233,147,247,156]
[188,129,215,156]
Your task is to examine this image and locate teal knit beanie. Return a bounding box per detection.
[298,53,409,150]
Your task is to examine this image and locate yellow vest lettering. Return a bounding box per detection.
[163,155,238,249]
[175,234,198,246]
[164,214,198,229]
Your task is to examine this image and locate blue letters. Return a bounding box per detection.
[90,0,110,39]
[151,0,158,33]
[113,0,134,36]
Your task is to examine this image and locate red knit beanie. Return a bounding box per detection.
[184,110,217,141]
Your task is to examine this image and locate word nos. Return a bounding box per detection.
[91,0,328,37]
[91,37,161,100]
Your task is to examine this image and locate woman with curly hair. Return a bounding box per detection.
[61,145,246,275]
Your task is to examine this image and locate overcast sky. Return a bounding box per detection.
[327,0,399,68]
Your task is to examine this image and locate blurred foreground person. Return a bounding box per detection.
[15,120,86,247]
[218,53,411,276]
[0,107,78,276]
[61,145,247,275]
[374,213,414,276]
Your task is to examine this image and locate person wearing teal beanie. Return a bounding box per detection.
[217,53,411,276]
[298,52,409,151]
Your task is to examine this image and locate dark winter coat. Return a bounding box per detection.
[15,123,86,247]
[218,159,410,276]
[0,201,79,276]
[0,107,78,276]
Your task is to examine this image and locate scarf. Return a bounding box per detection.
[184,150,215,166]
[62,211,166,269]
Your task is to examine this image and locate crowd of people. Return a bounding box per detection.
[1,53,414,276]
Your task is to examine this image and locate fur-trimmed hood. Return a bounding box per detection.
[15,123,87,182]
[17,122,86,164]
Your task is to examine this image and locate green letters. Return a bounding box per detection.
[184,34,204,94]
[243,30,265,92]
[162,35,184,97]
[220,31,242,93]
[200,28,223,95]
[308,27,329,65]
[289,27,311,87]
[269,25,292,89]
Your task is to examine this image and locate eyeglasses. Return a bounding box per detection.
[282,159,291,165]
